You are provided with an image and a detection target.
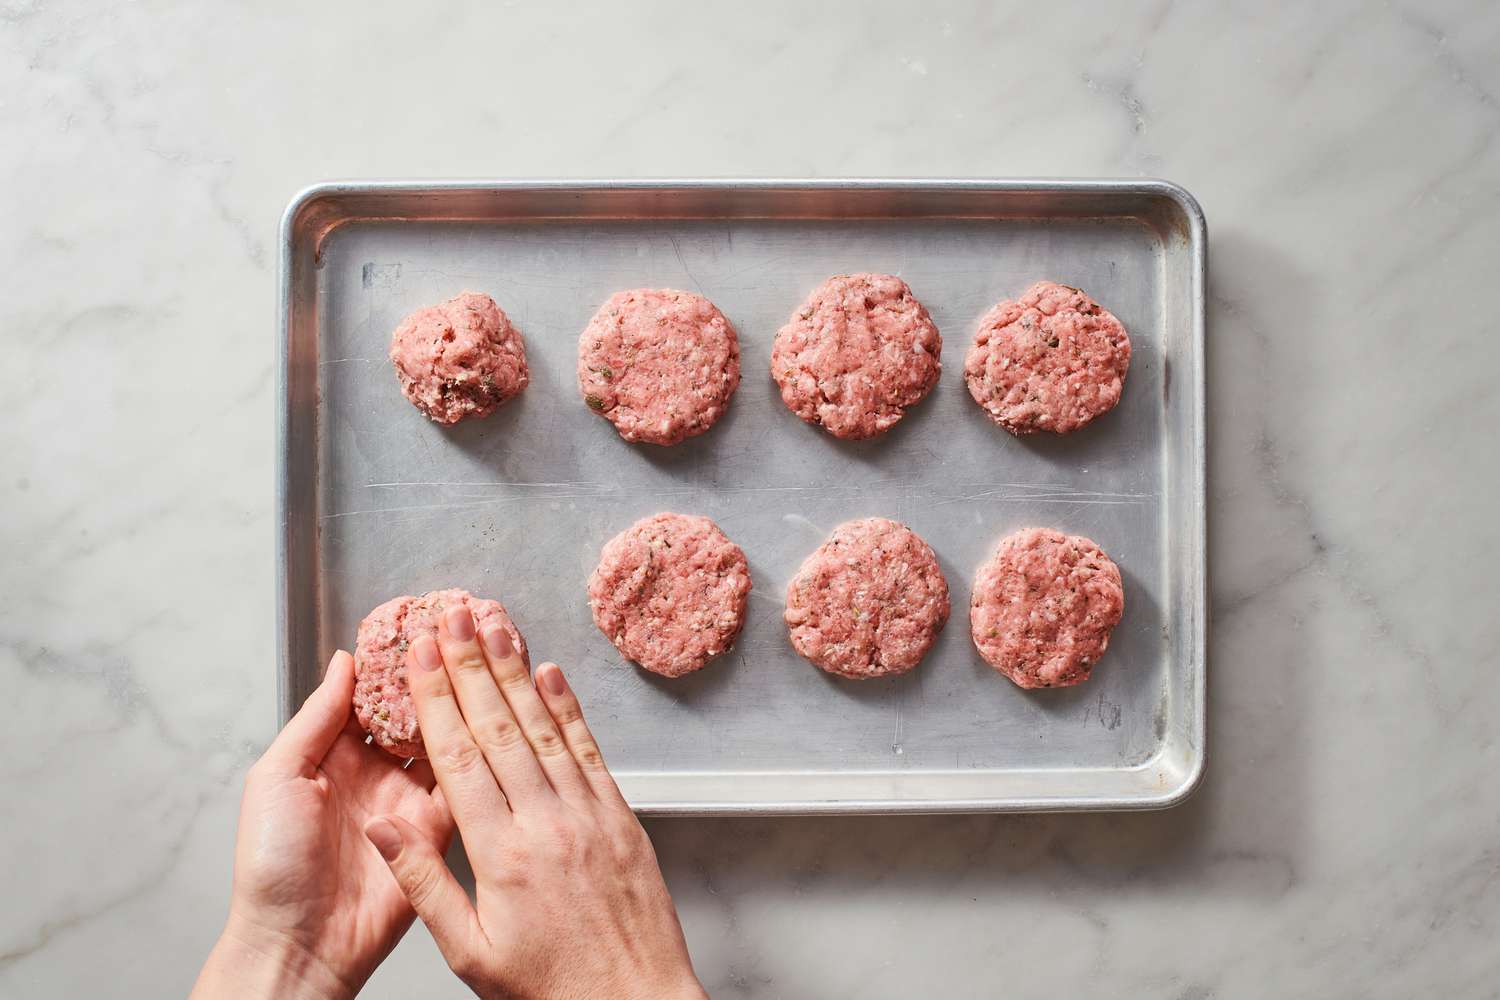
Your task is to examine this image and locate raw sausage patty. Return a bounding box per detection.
[970,528,1124,689]
[964,280,1130,435]
[771,273,942,440]
[784,517,950,679]
[354,588,529,757]
[588,513,752,677]
[577,289,741,446]
[389,292,530,425]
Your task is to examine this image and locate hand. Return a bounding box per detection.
[363,604,707,1000]
[193,652,453,1000]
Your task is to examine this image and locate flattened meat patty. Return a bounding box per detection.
[588,513,751,677]
[784,517,950,679]
[578,289,740,445]
[771,273,941,440]
[354,588,528,757]
[970,528,1124,688]
[964,280,1130,435]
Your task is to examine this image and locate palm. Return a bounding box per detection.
[234,718,450,988]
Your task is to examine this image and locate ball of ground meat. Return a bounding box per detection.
[389,292,530,425]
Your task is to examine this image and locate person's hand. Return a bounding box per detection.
[193,651,453,1000]
[363,604,707,1000]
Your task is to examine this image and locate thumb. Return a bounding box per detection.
[364,815,485,967]
[260,651,356,778]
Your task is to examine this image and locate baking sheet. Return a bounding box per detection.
[278,180,1206,814]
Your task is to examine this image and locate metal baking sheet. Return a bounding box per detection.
[278,180,1206,815]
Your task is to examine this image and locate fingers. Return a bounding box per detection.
[408,632,511,835]
[476,620,592,806]
[259,650,356,778]
[364,815,485,969]
[534,662,629,807]
[435,606,551,806]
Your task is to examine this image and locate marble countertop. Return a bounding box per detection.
[3,2,1497,997]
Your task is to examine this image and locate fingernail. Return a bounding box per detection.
[445,605,475,642]
[365,817,403,861]
[540,663,566,697]
[325,650,353,681]
[481,625,513,659]
[412,634,443,672]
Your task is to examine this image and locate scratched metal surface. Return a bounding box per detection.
[279,181,1205,813]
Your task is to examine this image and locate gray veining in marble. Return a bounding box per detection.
[2,1,1497,997]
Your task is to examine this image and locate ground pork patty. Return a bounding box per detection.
[970,528,1124,689]
[354,588,529,757]
[771,273,942,440]
[389,292,530,425]
[588,513,752,677]
[964,280,1130,435]
[577,289,740,446]
[784,517,950,679]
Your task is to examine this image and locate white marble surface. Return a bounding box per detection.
[3,1,1498,996]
